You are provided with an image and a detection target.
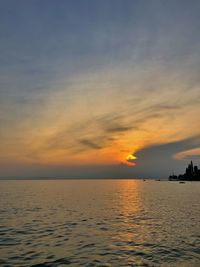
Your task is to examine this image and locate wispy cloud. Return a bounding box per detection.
[174,147,200,160]
[79,138,103,150]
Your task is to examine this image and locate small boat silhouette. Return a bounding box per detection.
[179,181,185,184]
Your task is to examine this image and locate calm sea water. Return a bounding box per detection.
[0,180,199,267]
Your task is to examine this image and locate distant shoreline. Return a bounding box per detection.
[169,161,200,181]
[0,178,199,181]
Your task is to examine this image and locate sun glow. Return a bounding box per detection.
[126,154,137,161]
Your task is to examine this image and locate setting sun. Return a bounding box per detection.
[126,154,137,161]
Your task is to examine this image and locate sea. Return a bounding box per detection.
[0,179,199,267]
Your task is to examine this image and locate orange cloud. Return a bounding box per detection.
[174,147,200,160]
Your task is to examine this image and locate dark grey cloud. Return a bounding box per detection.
[128,135,200,178]
[183,155,200,160]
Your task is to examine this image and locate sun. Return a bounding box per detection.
[126,154,137,161]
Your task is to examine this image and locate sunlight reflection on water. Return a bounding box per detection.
[0,180,200,266]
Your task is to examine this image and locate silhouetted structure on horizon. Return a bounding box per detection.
[169,161,200,181]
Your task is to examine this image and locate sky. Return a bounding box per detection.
[0,0,200,178]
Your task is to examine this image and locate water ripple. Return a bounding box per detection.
[0,180,200,267]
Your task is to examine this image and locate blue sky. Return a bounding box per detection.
[0,0,200,178]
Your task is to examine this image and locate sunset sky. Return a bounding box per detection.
[0,0,200,178]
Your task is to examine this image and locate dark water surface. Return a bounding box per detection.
[0,180,199,267]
